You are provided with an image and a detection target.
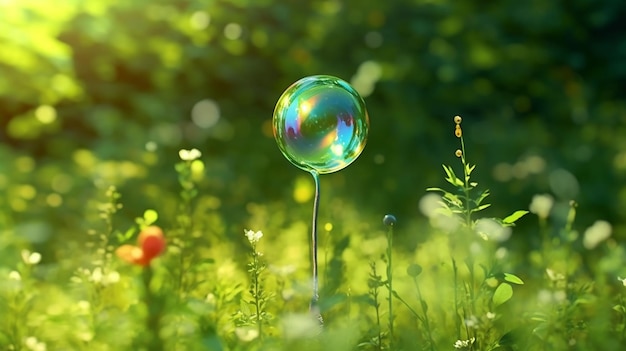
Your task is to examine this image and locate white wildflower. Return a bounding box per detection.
[618,277,626,287]
[105,271,120,285]
[179,148,202,161]
[486,312,496,320]
[21,250,42,265]
[244,229,263,244]
[529,194,554,219]
[87,268,120,286]
[546,268,565,281]
[9,270,21,281]
[89,267,103,284]
[464,315,478,328]
[583,220,612,249]
[453,337,476,349]
[24,336,46,351]
[205,293,216,305]
[235,326,259,342]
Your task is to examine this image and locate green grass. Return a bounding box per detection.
[0,121,624,351]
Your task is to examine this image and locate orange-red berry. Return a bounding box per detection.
[116,226,166,266]
[138,226,166,260]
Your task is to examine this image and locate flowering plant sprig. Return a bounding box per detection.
[2,249,43,350]
[171,148,204,298]
[234,229,272,341]
[427,116,529,234]
[425,116,527,345]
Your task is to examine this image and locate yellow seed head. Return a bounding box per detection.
[455,126,462,138]
[454,115,462,124]
[455,149,462,158]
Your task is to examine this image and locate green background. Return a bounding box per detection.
[2,0,626,253]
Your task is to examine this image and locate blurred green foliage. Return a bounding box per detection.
[2,1,626,349]
[1,0,626,253]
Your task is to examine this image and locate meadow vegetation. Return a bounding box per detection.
[2,1,626,350]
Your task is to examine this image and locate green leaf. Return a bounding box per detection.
[503,273,524,285]
[443,193,462,207]
[442,165,464,187]
[503,210,529,224]
[493,283,513,307]
[239,299,251,315]
[613,305,626,313]
[475,189,491,206]
[143,209,159,225]
[471,203,491,213]
[465,164,476,176]
[116,227,136,243]
[420,299,428,313]
[442,164,455,180]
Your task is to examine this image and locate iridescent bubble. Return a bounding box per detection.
[273,75,369,174]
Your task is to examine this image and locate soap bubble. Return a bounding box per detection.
[273,75,369,174]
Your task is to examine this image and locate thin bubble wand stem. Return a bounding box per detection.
[310,170,323,323]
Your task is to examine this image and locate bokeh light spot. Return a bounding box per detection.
[145,141,158,152]
[73,149,97,168]
[191,99,220,129]
[190,11,210,30]
[46,193,63,207]
[15,156,35,173]
[251,29,268,48]
[374,153,385,164]
[51,174,73,193]
[35,105,57,124]
[419,193,442,218]
[18,184,37,200]
[351,60,382,97]
[549,169,579,199]
[224,23,242,40]
[583,220,612,249]
[492,162,513,182]
[293,176,314,203]
[150,123,182,146]
[364,31,383,48]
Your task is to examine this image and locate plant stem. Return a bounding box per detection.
[459,136,472,228]
[370,264,383,351]
[452,257,461,339]
[386,224,394,348]
[253,247,263,337]
[413,278,436,351]
[143,266,164,351]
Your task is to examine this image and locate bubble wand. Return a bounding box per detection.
[273,75,369,322]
